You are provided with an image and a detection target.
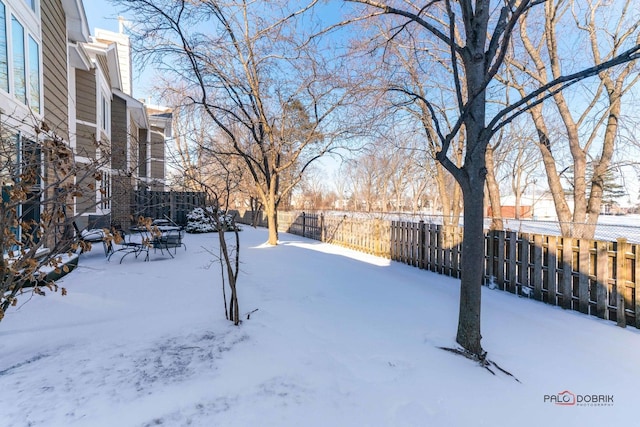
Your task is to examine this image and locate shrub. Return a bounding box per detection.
[185,207,240,233]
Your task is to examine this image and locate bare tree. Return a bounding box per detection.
[372,26,465,224]
[174,133,244,325]
[502,127,542,220]
[116,0,369,245]
[0,115,111,321]
[508,0,640,237]
[347,0,640,360]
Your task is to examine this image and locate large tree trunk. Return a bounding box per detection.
[435,162,462,226]
[265,196,278,245]
[456,168,487,357]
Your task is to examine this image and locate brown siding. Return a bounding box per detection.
[111,95,127,170]
[76,123,97,158]
[41,0,69,140]
[138,128,148,177]
[75,68,96,123]
[75,164,97,215]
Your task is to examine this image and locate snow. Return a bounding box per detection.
[1,227,639,426]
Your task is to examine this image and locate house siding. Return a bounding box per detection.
[150,127,165,182]
[75,68,96,123]
[76,123,97,158]
[96,54,110,88]
[75,164,97,216]
[138,128,148,177]
[41,0,69,140]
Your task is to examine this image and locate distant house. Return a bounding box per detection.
[489,193,570,221]
[73,24,171,229]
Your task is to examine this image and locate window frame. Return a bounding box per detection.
[0,1,8,93]
[0,0,41,114]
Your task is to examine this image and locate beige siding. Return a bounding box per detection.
[41,0,69,140]
[96,54,111,88]
[75,69,96,123]
[150,159,164,181]
[76,123,97,158]
[150,127,165,159]
[75,165,97,215]
[111,95,127,170]
[149,128,165,181]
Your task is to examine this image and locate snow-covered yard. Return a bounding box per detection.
[1,227,638,426]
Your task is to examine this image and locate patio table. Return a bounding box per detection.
[107,225,184,263]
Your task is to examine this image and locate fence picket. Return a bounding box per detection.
[578,239,590,314]
[496,231,505,291]
[533,234,543,301]
[519,233,530,294]
[547,237,558,305]
[507,231,517,294]
[596,241,609,320]
[616,238,627,327]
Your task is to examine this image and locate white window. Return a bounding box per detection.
[24,0,36,12]
[0,0,41,113]
[101,93,110,132]
[0,2,7,92]
[28,34,38,112]
[11,15,25,104]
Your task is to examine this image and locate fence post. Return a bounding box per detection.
[616,238,627,327]
[302,212,306,238]
[486,230,494,284]
[320,214,325,242]
[496,230,505,290]
[170,190,176,222]
[507,231,517,294]
[418,220,425,269]
[596,241,609,320]
[519,233,530,295]
[578,239,590,314]
[533,234,543,301]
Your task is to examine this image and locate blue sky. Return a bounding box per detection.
[83,0,121,35]
[83,0,155,100]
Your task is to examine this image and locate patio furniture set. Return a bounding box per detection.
[75,218,186,263]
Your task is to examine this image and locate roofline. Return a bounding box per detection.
[113,88,149,129]
[61,0,91,43]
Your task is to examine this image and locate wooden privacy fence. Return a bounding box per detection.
[132,190,205,225]
[238,211,640,329]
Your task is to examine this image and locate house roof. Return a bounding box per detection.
[105,43,123,92]
[113,89,149,130]
[82,39,124,92]
[62,0,91,43]
[146,105,173,138]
